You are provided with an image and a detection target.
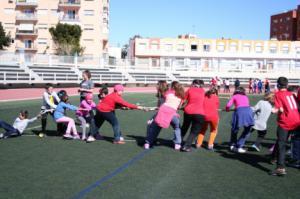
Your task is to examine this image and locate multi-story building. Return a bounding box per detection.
[0,0,109,57]
[130,35,300,72]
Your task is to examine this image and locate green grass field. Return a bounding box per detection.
[0,93,299,199]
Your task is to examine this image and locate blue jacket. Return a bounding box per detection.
[54,102,78,120]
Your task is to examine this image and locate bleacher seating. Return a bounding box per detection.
[28,65,79,81]
[79,68,128,83]
[0,65,34,82]
[129,72,169,83]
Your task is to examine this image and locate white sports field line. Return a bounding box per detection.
[26,125,41,131]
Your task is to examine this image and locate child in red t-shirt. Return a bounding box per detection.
[196,87,219,151]
[270,77,300,176]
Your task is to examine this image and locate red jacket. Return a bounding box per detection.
[184,87,205,115]
[97,92,138,112]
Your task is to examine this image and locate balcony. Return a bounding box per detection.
[16,28,38,37]
[15,44,38,52]
[58,0,81,8]
[16,13,38,22]
[59,15,80,25]
[16,0,38,7]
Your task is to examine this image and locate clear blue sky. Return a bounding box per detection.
[109,0,299,46]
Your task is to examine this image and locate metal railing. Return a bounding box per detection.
[16,13,37,21]
[59,0,81,6]
[0,72,33,84]
[16,0,38,6]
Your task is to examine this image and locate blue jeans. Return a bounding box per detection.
[145,120,162,146]
[95,111,122,141]
[0,120,20,138]
[146,114,182,145]
[230,126,252,148]
[170,116,181,144]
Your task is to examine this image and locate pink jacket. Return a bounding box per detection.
[226,94,250,110]
[76,100,96,117]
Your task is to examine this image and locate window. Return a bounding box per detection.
[217,43,225,52]
[229,43,238,52]
[51,9,58,16]
[273,19,278,23]
[139,43,147,50]
[176,58,184,66]
[269,45,277,54]
[191,44,198,51]
[150,43,159,50]
[243,44,251,52]
[84,10,94,16]
[25,40,33,49]
[282,45,289,54]
[255,44,263,53]
[165,44,173,52]
[203,44,210,52]
[38,38,47,45]
[296,47,300,54]
[177,44,185,52]
[84,24,94,31]
[38,24,47,30]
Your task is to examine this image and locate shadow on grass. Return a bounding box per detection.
[215,142,272,173]
[127,135,174,149]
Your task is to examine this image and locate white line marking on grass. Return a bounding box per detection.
[124,139,137,142]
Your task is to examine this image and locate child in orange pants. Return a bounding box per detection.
[196,87,219,150]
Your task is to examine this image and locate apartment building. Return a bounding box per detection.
[0,0,109,57]
[270,9,297,41]
[129,35,300,72]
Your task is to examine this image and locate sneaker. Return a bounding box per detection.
[63,134,73,139]
[73,134,81,140]
[81,136,86,141]
[207,145,214,151]
[251,144,260,152]
[86,136,96,142]
[0,133,4,139]
[113,140,126,144]
[235,148,247,153]
[174,144,181,150]
[181,146,192,152]
[144,143,150,150]
[196,144,202,149]
[119,136,124,141]
[270,168,287,176]
[230,145,235,151]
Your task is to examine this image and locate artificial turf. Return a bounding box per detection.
[0,93,299,199]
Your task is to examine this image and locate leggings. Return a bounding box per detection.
[56,116,77,135]
[181,113,205,148]
[197,120,219,147]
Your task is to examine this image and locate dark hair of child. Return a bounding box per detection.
[233,87,246,95]
[98,87,109,100]
[206,87,218,98]
[20,110,29,119]
[277,76,288,89]
[156,80,169,98]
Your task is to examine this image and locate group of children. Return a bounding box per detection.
[0,72,299,176]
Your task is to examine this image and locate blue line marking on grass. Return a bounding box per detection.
[71,149,152,199]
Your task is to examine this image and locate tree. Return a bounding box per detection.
[49,23,84,55]
[0,22,11,50]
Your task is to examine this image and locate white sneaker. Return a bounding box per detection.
[174,144,181,150]
[144,143,150,150]
[230,145,235,151]
[86,136,96,142]
[236,148,247,153]
[0,133,4,139]
[119,136,124,141]
[251,144,260,152]
[63,134,73,139]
